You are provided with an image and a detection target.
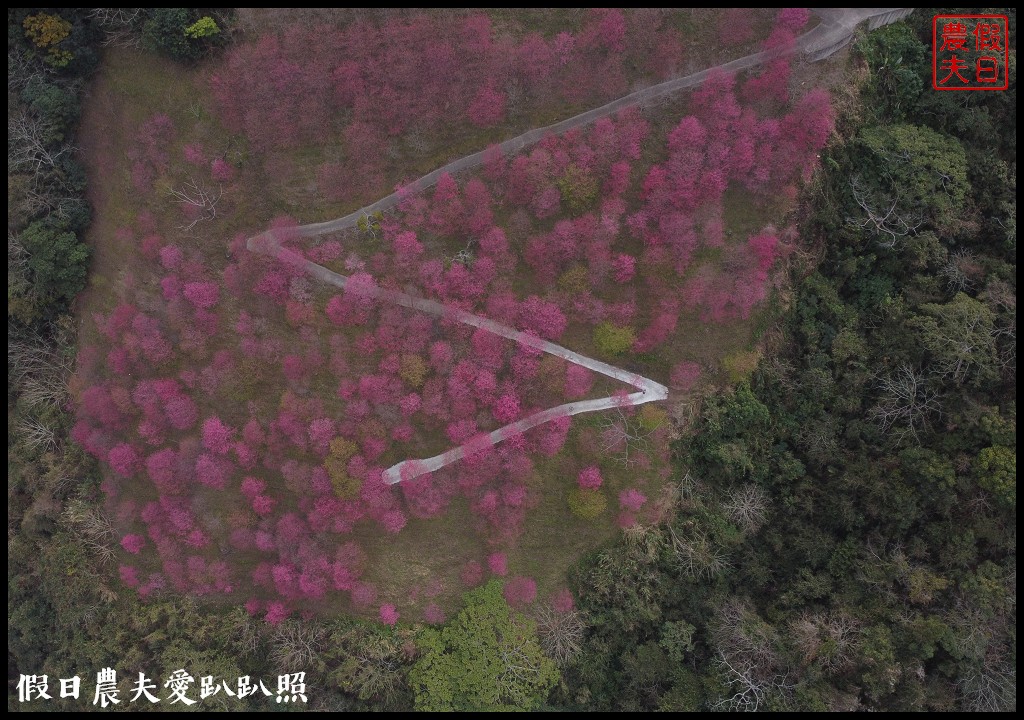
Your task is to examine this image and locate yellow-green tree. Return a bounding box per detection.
[23,13,73,67]
[409,581,558,711]
[184,16,220,39]
[324,437,360,498]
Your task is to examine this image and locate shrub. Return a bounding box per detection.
[19,219,89,311]
[670,361,702,391]
[380,603,400,626]
[557,265,590,295]
[503,576,537,607]
[399,354,428,388]
[723,349,761,383]
[556,164,598,215]
[142,9,222,62]
[324,437,360,498]
[593,322,635,355]
[568,488,607,520]
[185,16,220,39]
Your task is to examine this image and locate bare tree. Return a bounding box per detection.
[271,620,327,672]
[449,239,476,268]
[227,608,265,656]
[790,611,861,672]
[357,211,383,240]
[939,248,977,293]
[8,231,30,298]
[848,174,923,249]
[88,8,144,26]
[87,8,145,48]
[957,649,1016,712]
[599,408,655,467]
[533,602,585,666]
[19,375,70,411]
[8,112,71,175]
[8,50,53,93]
[869,363,941,444]
[711,652,793,712]
[980,279,1016,373]
[711,598,793,711]
[9,325,74,402]
[668,524,730,580]
[168,175,222,232]
[722,484,770,534]
[796,414,839,464]
[61,500,118,566]
[16,416,58,452]
[344,633,406,704]
[504,79,527,119]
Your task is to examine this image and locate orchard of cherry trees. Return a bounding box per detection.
[74,8,831,625]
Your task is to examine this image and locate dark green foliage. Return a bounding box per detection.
[20,219,90,304]
[142,8,223,62]
[8,9,100,326]
[855,23,925,122]
[857,123,969,232]
[21,78,81,141]
[554,11,1016,713]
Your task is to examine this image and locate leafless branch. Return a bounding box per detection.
[168,175,222,232]
[847,174,923,248]
[8,50,53,93]
[17,416,58,451]
[791,611,862,672]
[61,500,118,565]
[939,248,976,293]
[722,484,770,535]
[668,524,730,580]
[271,620,327,672]
[533,603,585,666]
[599,408,654,467]
[869,363,941,444]
[957,649,1016,712]
[711,652,793,712]
[88,8,144,48]
[8,112,72,175]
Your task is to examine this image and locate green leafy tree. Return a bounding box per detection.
[19,219,89,309]
[142,9,205,61]
[855,22,925,122]
[912,292,998,386]
[185,16,220,39]
[852,124,969,241]
[556,163,598,215]
[21,80,80,142]
[568,487,607,520]
[409,581,558,711]
[593,322,636,356]
[975,445,1015,506]
[23,12,73,67]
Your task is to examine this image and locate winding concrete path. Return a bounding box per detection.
[288,8,911,240]
[249,234,666,483]
[248,9,910,484]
